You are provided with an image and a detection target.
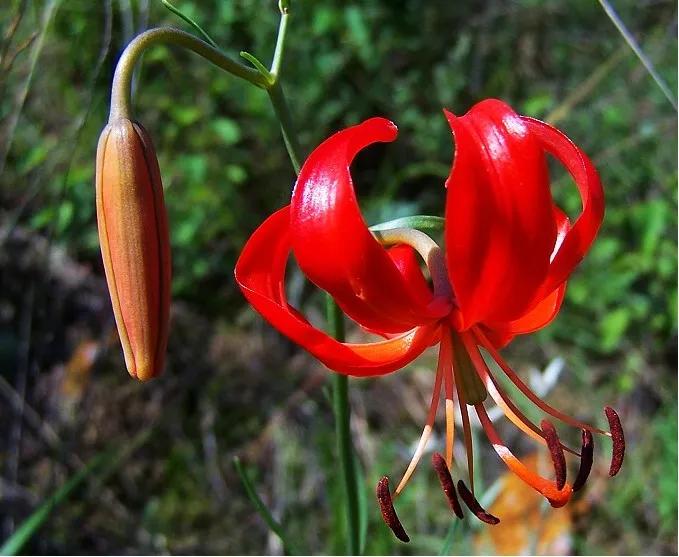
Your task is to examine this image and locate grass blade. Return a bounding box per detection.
[597,0,676,110]
[233,457,302,555]
[0,452,107,556]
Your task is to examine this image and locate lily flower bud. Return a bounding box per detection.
[95,118,171,381]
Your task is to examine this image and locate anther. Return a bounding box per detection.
[572,429,594,492]
[432,453,463,519]
[541,419,567,489]
[376,476,410,543]
[457,480,500,525]
[604,406,625,476]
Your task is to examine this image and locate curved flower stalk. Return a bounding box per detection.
[236,99,624,541]
[95,24,286,380]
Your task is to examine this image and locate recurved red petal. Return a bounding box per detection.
[444,100,557,330]
[484,206,570,342]
[521,116,604,299]
[290,118,440,334]
[235,206,439,376]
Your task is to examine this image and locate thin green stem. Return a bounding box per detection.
[267,81,302,174]
[270,10,290,78]
[326,297,360,555]
[109,27,267,121]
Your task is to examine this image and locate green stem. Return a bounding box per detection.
[267,81,302,174]
[266,9,359,550]
[109,27,267,121]
[267,73,361,550]
[326,297,360,555]
[270,10,290,78]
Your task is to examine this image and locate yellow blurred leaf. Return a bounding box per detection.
[61,339,100,399]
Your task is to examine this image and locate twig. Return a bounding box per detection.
[0,0,27,67]
[1,32,37,73]
[597,0,677,110]
[0,0,62,176]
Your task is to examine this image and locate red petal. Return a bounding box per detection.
[502,282,566,336]
[387,245,435,309]
[521,116,605,298]
[360,245,436,339]
[487,209,567,337]
[444,100,557,330]
[504,206,571,336]
[235,206,439,376]
[290,118,440,334]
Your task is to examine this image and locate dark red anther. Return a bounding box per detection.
[605,406,625,476]
[541,419,567,489]
[376,476,410,543]
[572,429,594,492]
[457,480,500,525]
[432,453,464,519]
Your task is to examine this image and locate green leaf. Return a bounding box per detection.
[0,453,108,555]
[351,451,368,554]
[370,215,445,233]
[233,457,303,555]
[160,0,218,48]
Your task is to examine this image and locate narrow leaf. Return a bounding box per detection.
[160,0,218,48]
[0,452,107,556]
[233,457,302,555]
[370,215,445,233]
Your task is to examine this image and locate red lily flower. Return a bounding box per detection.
[235,99,624,541]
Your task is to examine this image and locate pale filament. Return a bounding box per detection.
[462,334,580,456]
[441,331,455,469]
[394,335,445,495]
[472,327,610,437]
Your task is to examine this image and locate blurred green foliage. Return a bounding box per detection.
[1,0,676,554]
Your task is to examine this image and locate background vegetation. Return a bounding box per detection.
[0,0,676,554]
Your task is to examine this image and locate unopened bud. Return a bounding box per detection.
[95,118,171,381]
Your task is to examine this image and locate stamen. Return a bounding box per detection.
[462,333,579,456]
[451,334,475,492]
[572,429,594,492]
[394,340,446,495]
[473,327,609,436]
[376,477,410,543]
[541,420,567,489]
[475,403,573,508]
[457,480,500,525]
[432,453,464,518]
[441,332,455,469]
[604,406,625,476]
[445,399,455,468]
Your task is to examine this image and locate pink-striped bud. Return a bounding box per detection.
[95,118,171,381]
